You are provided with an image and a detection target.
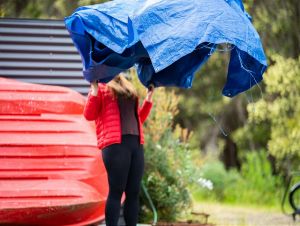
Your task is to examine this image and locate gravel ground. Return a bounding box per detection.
[193,203,300,226]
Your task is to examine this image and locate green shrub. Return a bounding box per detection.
[193,160,240,202]
[225,150,283,207]
[193,151,283,208]
[130,70,199,222]
[139,115,198,222]
[234,55,300,171]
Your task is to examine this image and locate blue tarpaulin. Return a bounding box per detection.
[65,0,267,97]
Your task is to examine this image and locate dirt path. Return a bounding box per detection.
[193,203,300,226]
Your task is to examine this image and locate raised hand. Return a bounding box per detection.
[146,84,155,102]
[90,81,98,96]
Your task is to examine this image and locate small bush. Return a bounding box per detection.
[193,160,240,202]
[193,151,283,207]
[130,70,199,222]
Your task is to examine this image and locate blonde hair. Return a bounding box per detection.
[107,74,137,99]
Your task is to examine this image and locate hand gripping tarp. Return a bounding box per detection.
[65,0,267,97]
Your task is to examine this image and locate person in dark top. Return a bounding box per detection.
[83,74,154,226]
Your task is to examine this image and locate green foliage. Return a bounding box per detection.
[249,0,300,58]
[140,133,196,221]
[78,0,108,5]
[193,151,283,207]
[233,122,270,152]
[235,55,300,170]
[250,56,300,160]
[224,151,282,206]
[195,160,240,201]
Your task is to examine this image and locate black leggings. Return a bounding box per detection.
[102,135,144,226]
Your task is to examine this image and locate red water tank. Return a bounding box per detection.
[0,77,108,225]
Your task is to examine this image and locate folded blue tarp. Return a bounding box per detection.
[65,0,267,97]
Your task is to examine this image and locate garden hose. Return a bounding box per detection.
[141,182,158,225]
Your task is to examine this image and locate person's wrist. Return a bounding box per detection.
[90,90,98,96]
[146,95,152,102]
[90,82,98,96]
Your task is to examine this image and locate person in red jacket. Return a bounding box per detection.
[83,74,154,226]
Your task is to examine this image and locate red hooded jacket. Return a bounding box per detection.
[83,84,153,150]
